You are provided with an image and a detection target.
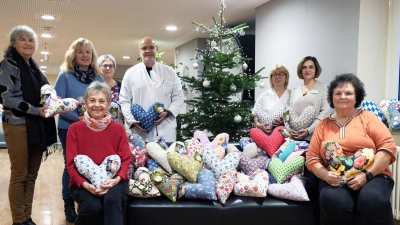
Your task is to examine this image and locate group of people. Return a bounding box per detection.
[0,25,184,225]
[0,24,397,225]
[253,57,397,224]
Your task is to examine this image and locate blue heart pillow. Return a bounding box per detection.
[184,169,217,200]
[131,102,164,133]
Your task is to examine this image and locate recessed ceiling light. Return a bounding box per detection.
[41,70,46,73]
[166,26,178,31]
[40,51,49,55]
[122,56,130,59]
[40,66,47,69]
[40,59,44,62]
[41,33,52,38]
[41,15,55,20]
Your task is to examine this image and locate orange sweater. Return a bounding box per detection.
[306,109,397,177]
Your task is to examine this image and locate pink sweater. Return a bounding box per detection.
[66,120,130,188]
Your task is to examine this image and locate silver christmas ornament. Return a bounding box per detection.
[238,29,245,36]
[211,41,217,48]
[203,80,210,88]
[193,62,199,69]
[259,82,265,89]
[234,115,242,123]
[230,84,237,91]
[242,62,248,70]
[189,105,195,112]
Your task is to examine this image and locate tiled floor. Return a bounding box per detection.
[0,149,74,225]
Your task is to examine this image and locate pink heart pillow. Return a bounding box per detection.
[216,169,237,204]
[249,126,286,157]
[183,138,203,158]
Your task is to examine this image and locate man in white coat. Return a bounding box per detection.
[120,37,185,142]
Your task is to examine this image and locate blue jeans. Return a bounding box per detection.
[70,180,128,225]
[319,174,395,225]
[58,128,73,206]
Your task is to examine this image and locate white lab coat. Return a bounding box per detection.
[251,88,291,115]
[120,62,185,142]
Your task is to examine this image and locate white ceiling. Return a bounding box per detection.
[0,0,270,75]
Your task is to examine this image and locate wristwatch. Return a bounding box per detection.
[362,170,373,181]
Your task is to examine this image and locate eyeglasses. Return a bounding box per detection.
[271,73,285,78]
[139,46,157,51]
[101,64,114,69]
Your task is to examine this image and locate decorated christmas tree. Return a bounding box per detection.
[177,0,265,142]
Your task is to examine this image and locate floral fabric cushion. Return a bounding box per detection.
[216,169,237,204]
[128,134,148,169]
[233,169,269,197]
[127,167,160,198]
[267,156,305,184]
[249,126,286,157]
[267,175,309,201]
[387,101,400,129]
[167,151,203,183]
[183,138,203,158]
[74,154,121,189]
[379,99,397,124]
[325,141,374,186]
[184,169,217,200]
[203,147,240,179]
[151,167,185,202]
[40,84,79,117]
[131,102,164,134]
[239,153,269,175]
[205,133,229,149]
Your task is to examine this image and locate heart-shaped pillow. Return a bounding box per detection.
[267,175,309,201]
[74,154,121,189]
[193,130,210,147]
[233,169,269,197]
[379,99,397,124]
[226,144,240,154]
[146,142,173,174]
[242,143,259,159]
[203,147,240,179]
[184,169,217,200]
[167,151,203,183]
[205,133,229,149]
[239,137,253,149]
[285,106,316,131]
[183,138,203,158]
[146,159,161,171]
[127,167,161,198]
[168,141,186,155]
[129,134,148,169]
[387,101,400,129]
[325,141,374,185]
[131,102,164,133]
[40,84,79,118]
[239,153,269,175]
[273,139,296,162]
[267,156,305,184]
[256,106,286,126]
[216,169,237,204]
[151,167,185,202]
[249,126,286,157]
[109,101,124,125]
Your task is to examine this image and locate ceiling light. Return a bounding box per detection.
[40,66,47,69]
[41,33,52,38]
[166,26,178,31]
[41,15,55,20]
[122,56,130,59]
[41,70,46,73]
[40,51,49,55]
[40,59,44,62]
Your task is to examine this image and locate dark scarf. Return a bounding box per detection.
[73,64,95,83]
[10,47,57,159]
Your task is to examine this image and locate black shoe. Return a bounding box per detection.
[25,218,36,225]
[65,208,78,223]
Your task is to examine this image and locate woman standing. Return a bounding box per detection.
[67,81,130,225]
[252,64,291,133]
[0,25,57,225]
[54,38,104,223]
[97,54,124,125]
[288,56,330,141]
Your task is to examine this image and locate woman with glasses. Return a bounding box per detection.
[288,56,330,141]
[97,54,124,125]
[252,64,291,133]
[54,38,104,223]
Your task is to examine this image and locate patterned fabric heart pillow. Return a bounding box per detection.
[151,167,185,202]
[249,126,286,157]
[193,130,211,147]
[168,141,186,155]
[203,147,240,179]
[387,101,400,129]
[40,84,79,118]
[216,169,237,204]
[233,169,269,197]
[227,144,240,154]
[267,156,305,184]
[361,100,385,123]
[74,154,121,189]
[146,142,173,174]
[183,138,203,158]
[205,133,229,149]
[285,106,316,131]
[256,106,286,126]
[325,141,374,186]
[379,99,397,124]
[109,101,124,125]
[184,169,217,200]
[242,143,259,159]
[273,139,296,162]
[128,134,148,169]
[267,175,309,201]
[167,151,203,183]
[127,167,160,198]
[131,102,164,133]
[239,137,253,149]
[239,153,269,175]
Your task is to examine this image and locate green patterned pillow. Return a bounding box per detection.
[167,151,203,183]
[267,156,305,183]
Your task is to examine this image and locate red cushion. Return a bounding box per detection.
[249,126,285,156]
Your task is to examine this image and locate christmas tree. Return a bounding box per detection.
[177,0,265,142]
